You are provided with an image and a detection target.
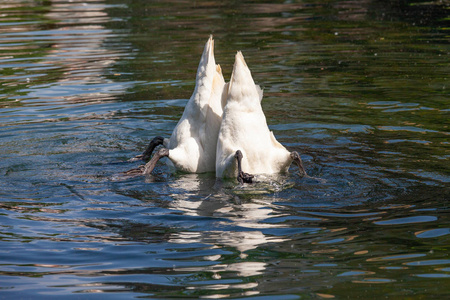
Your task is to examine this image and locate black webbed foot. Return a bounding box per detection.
[238,171,254,184]
[142,136,164,162]
[235,150,254,184]
[130,136,164,162]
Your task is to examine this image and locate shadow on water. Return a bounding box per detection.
[0,0,449,299]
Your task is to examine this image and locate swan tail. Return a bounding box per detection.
[196,35,216,81]
[228,51,259,101]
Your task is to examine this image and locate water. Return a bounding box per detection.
[0,0,448,298]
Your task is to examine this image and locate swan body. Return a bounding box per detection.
[131,37,306,182]
[216,51,305,181]
[141,36,226,174]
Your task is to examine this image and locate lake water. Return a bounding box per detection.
[0,0,449,298]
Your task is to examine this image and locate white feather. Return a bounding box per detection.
[166,36,226,173]
[216,51,292,178]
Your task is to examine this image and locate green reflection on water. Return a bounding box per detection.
[0,0,449,299]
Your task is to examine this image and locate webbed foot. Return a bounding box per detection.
[238,171,254,184]
[129,136,164,162]
[235,150,254,184]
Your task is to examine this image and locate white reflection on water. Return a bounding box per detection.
[37,0,130,103]
[1,0,449,299]
[165,174,289,280]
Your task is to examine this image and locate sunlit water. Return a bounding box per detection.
[0,0,449,299]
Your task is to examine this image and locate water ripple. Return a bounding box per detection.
[374,216,438,225]
[1,0,449,299]
[415,228,450,238]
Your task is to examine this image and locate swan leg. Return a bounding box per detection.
[142,136,165,161]
[122,165,145,176]
[235,150,254,184]
[290,151,307,178]
[143,148,169,175]
[129,136,164,162]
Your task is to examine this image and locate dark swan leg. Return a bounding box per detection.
[122,165,146,176]
[143,148,169,175]
[130,136,164,162]
[122,147,169,176]
[290,151,307,178]
[235,150,254,184]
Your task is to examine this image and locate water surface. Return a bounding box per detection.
[1,0,449,299]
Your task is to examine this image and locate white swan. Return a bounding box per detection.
[134,36,226,174]
[215,51,306,183]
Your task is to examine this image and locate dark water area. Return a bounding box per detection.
[0,0,449,299]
